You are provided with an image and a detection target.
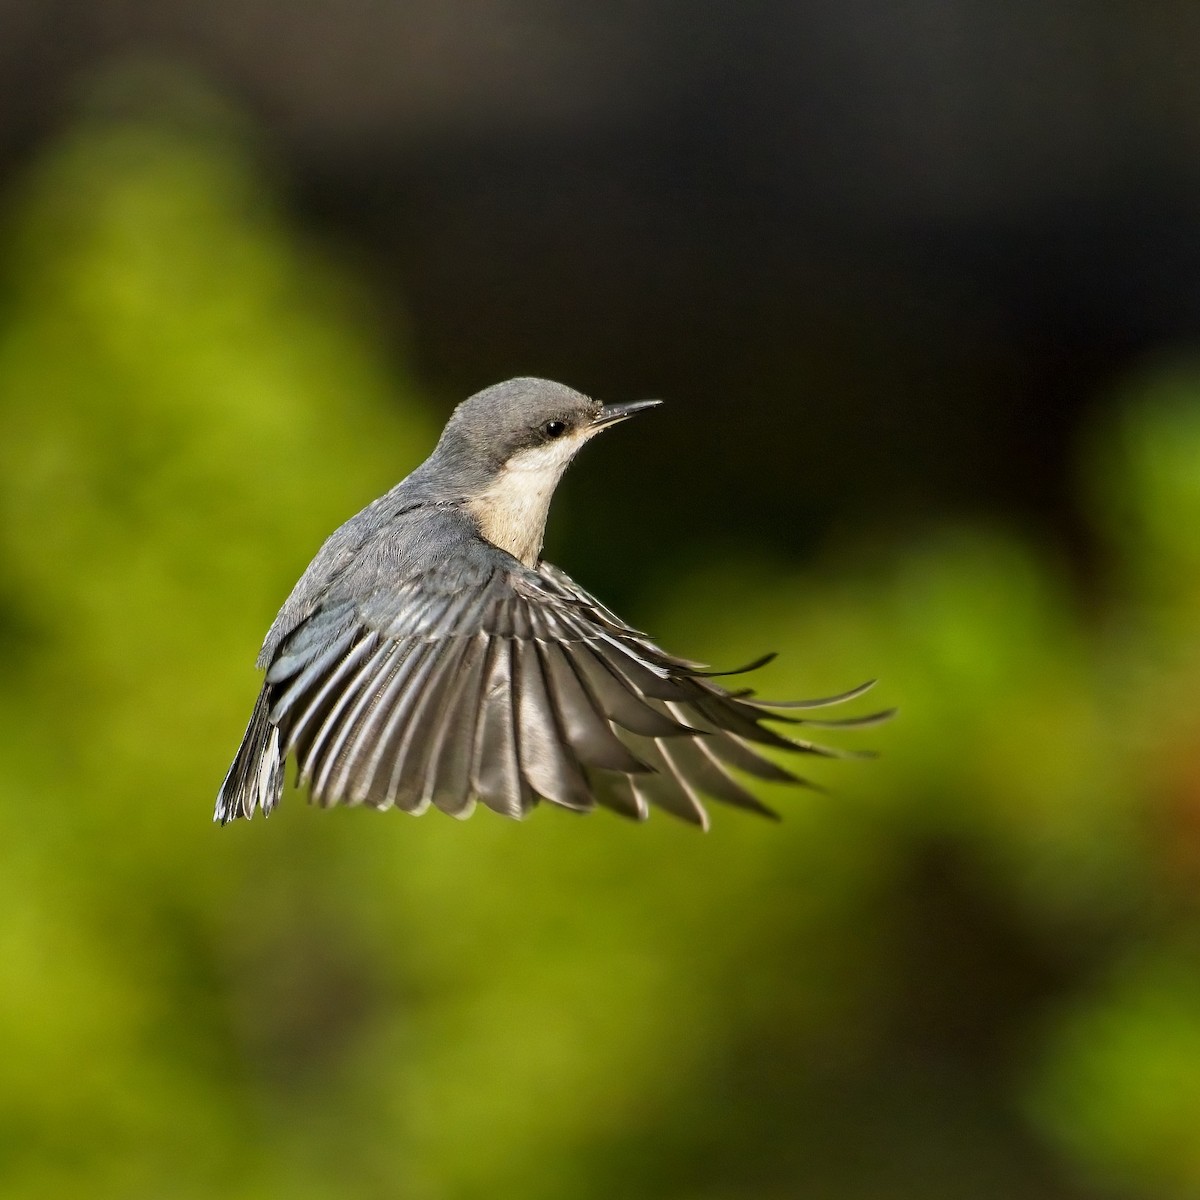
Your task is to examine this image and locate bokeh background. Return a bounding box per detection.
[3,5,1200,1198]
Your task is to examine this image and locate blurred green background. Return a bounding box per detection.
[2,11,1200,1199]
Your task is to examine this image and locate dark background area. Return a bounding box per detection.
[5,1,1198,585]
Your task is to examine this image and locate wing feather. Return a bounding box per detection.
[308,640,403,802]
[425,632,491,818]
[347,640,441,809]
[471,637,534,818]
[535,640,652,774]
[566,642,696,737]
[288,632,382,767]
[660,727,782,819]
[590,770,649,821]
[219,537,887,826]
[631,738,710,829]
[513,638,594,811]
[331,642,435,803]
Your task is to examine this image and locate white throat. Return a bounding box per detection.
[466,436,586,566]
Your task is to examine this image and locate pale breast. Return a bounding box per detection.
[464,439,580,566]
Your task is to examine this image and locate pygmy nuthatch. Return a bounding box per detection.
[216,378,889,828]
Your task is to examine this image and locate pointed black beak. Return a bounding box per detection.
[591,398,663,430]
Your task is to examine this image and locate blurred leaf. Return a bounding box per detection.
[1029,941,1200,1199]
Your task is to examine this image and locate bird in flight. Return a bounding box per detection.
[216,378,888,829]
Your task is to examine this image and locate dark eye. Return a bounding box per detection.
[542,419,567,439]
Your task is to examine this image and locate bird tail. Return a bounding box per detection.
[214,689,285,823]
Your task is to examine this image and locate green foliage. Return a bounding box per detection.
[0,85,432,1197]
[3,83,1200,1200]
[1032,941,1200,1199]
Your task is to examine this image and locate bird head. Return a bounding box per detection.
[434,377,660,486]
[429,377,661,564]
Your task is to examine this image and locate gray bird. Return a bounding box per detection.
[216,377,888,828]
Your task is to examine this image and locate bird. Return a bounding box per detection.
[215,377,889,829]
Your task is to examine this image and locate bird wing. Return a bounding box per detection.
[216,550,889,827]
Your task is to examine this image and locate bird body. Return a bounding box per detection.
[216,378,887,828]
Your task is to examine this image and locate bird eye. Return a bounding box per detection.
[542,420,567,439]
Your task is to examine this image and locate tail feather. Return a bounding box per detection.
[214,689,284,823]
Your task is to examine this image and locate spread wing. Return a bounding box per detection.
[215,556,889,828]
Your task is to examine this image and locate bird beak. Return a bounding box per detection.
[591,399,663,430]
